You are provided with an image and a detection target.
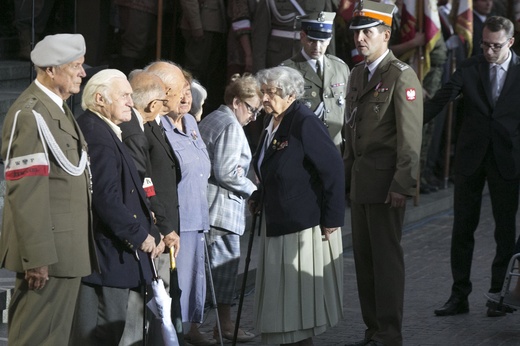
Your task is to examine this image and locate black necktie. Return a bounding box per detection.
[363,67,370,89]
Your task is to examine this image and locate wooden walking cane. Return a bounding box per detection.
[232,211,260,346]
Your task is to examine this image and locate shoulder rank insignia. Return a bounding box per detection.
[392,61,409,71]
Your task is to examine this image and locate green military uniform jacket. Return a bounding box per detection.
[282,52,350,152]
[0,82,97,277]
[252,0,339,71]
[344,51,423,203]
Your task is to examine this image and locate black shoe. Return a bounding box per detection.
[366,341,385,346]
[345,339,369,346]
[485,299,515,317]
[434,296,469,316]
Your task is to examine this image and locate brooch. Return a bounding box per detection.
[272,139,289,150]
[191,130,198,140]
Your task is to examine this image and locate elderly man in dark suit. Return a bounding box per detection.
[70,69,158,345]
[1,33,97,346]
[427,16,520,318]
[344,2,423,345]
[118,69,185,345]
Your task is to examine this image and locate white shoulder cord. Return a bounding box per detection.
[5,110,90,178]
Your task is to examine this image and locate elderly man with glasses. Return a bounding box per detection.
[425,16,520,318]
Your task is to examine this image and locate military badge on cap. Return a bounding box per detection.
[350,0,396,30]
[301,11,336,40]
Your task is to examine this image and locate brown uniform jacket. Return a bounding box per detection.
[0,82,97,277]
[344,51,423,204]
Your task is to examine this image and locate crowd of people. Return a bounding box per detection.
[2,0,520,346]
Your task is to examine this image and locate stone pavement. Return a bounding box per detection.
[198,191,520,346]
[2,188,520,345]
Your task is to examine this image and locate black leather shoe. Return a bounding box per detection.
[485,299,515,317]
[434,296,469,316]
[345,339,369,346]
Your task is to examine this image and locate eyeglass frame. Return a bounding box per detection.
[480,37,512,52]
[243,100,261,118]
[260,87,283,99]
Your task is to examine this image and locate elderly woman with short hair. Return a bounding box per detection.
[249,66,345,346]
[198,74,261,342]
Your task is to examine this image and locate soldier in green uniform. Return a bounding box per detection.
[343,2,423,345]
[281,11,350,153]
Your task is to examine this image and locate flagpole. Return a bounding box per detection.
[414,0,425,206]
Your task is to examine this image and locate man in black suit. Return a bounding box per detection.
[70,69,158,344]
[425,16,520,317]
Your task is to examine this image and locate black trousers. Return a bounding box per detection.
[451,148,519,298]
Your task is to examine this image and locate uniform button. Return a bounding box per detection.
[131,189,135,193]
[133,214,137,218]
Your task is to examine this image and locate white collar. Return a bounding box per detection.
[90,110,123,141]
[35,79,67,113]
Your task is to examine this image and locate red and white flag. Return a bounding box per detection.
[453,0,473,58]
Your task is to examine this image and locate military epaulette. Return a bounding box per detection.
[391,60,410,71]
[21,98,38,111]
[326,54,347,65]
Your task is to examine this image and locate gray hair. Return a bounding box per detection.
[129,71,165,110]
[190,80,207,117]
[256,66,305,99]
[81,69,127,111]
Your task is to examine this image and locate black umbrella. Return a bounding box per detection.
[169,247,185,345]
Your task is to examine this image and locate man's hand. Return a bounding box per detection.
[321,226,338,241]
[152,240,166,258]
[385,192,407,208]
[140,234,156,253]
[25,266,49,290]
[163,231,180,258]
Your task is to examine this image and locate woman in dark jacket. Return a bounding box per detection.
[249,66,345,346]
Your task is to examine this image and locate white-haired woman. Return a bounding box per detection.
[249,66,345,346]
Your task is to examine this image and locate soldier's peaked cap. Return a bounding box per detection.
[301,12,336,40]
[350,0,395,30]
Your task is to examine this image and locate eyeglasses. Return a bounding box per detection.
[480,38,511,52]
[243,101,261,118]
[150,99,168,106]
[260,87,282,99]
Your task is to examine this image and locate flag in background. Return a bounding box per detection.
[452,0,473,58]
[399,0,442,80]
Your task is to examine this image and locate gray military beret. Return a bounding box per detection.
[31,33,86,67]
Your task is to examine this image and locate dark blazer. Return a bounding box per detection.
[78,110,154,288]
[252,101,345,237]
[424,51,520,180]
[144,120,181,235]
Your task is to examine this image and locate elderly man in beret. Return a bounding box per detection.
[0,33,98,345]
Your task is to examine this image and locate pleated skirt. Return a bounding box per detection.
[254,220,344,344]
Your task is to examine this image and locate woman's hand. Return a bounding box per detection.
[321,226,338,241]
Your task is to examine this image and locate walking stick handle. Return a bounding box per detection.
[170,247,176,270]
